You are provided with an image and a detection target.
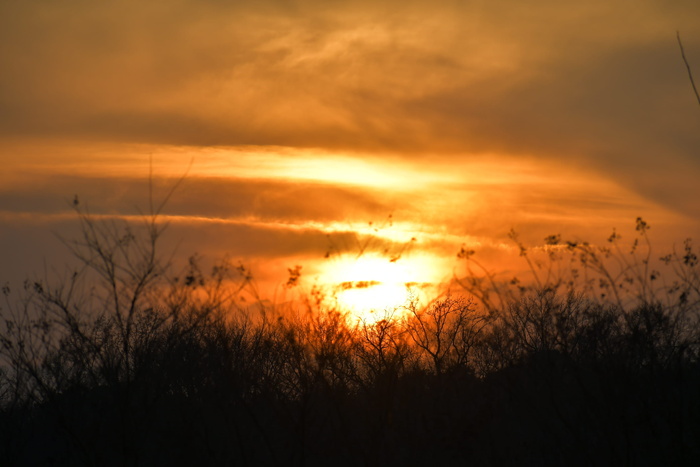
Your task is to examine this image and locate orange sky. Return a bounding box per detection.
[1,0,699,314]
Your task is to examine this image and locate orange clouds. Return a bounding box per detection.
[1,0,699,303]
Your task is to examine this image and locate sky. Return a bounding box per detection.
[1,0,699,314]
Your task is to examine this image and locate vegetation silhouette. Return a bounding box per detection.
[1,187,699,467]
[1,29,697,467]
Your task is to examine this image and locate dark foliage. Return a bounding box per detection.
[1,210,700,466]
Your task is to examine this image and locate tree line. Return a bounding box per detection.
[1,207,699,466]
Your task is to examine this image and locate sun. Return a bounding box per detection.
[320,253,442,323]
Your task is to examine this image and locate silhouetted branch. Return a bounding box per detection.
[677,31,700,107]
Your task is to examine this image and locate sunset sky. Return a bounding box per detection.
[1,0,699,313]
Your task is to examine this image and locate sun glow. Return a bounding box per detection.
[321,253,442,323]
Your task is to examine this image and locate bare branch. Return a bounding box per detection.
[677,31,700,107]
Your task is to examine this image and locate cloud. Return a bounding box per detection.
[0,206,409,290]
[1,0,700,282]
[3,0,698,150]
[0,172,397,223]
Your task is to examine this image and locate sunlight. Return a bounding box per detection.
[321,253,441,323]
[203,148,455,190]
[336,283,411,323]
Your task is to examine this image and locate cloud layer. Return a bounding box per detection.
[1,0,699,291]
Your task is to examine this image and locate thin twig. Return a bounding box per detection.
[677,31,700,107]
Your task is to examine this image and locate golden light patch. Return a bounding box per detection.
[196,148,456,190]
[321,253,442,323]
